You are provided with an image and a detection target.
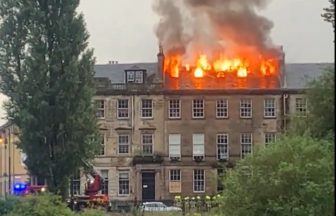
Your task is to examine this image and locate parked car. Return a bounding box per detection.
[141,202,182,212]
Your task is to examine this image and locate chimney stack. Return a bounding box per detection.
[156,44,164,83]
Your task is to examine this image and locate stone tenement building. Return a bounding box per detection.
[80,50,333,206]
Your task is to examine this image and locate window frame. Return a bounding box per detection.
[192,133,205,157]
[193,169,205,193]
[169,134,181,158]
[264,98,276,118]
[240,133,252,158]
[118,171,130,196]
[100,170,109,195]
[118,134,130,155]
[168,99,181,119]
[192,99,205,119]
[98,133,106,156]
[240,99,252,118]
[95,100,105,119]
[295,97,307,116]
[117,99,129,119]
[141,99,153,119]
[141,133,154,155]
[217,133,229,160]
[264,132,276,145]
[216,99,229,119]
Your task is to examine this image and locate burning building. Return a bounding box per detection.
[71,0,333,210]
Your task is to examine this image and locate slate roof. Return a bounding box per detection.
[94,62,157,84]
[94,62,334,89]
[284,63,334,89]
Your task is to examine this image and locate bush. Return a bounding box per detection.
[6,193,75,216]
[0,196,20,215]
[217,136,334,216]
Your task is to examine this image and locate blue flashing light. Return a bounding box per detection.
[14,183,27,191]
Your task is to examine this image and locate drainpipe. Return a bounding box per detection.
[283,94,289,131]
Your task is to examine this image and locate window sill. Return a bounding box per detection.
[263,116,277,119]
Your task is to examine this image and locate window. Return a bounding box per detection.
[101,170,109,195]
[99,134,105,155]
[142,133,153,155]
[141,99,153,118]
[241,133,252,158]
[240,99,252,118]
[117,99,129,119]
[217,169,224,192]
[193,169,205,192]
[216,99,228,118]
[135,71,144,83]
[265,133,276,145]
[264,98,276,118]
[118,134,130,154]
[95,100,105,118]
[126,71,135,82]
[168,99,181,119]
[295,98,307,116]
[118,172,129,195]
[217,134,229,160]
[71,170,81,195]
[169,169,181,193]
[169,134,181,158]
[192,99,204,118]
[193,134,204,157]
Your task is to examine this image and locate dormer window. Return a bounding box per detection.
[126,70,145,84]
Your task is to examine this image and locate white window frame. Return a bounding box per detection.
[141,99,153,119]
[141,133,154,155]
[168,99,181,119]
[264,132,276,145]
[169,134,181,158]
[118,171,130,196]
[135,71,144,83]
[95,100,105,119]
[127,71,135,82]
[240,99,252,118]
[193,133,205,157]
[264,98,276,118]
[217,133,229,160]
[192,99,204,119]
[295,97,307,116]
[240,133,252,158]
[118,134,130,155]
[98,133,106,156]
[193,169,205,193]
[216,99,229,118]
[117,99,129,119]
[100,170,109,195]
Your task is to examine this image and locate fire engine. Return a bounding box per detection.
[67,160,110,211]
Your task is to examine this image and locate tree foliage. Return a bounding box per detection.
[322,0,335,32]
[217,136,334,216]
[288,68,335,140]
[0,0,100,196]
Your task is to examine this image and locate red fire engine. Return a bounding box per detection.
[67,160,110,211]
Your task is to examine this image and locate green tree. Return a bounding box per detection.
[0,0,100,197]
[217,136,334,216]
[322,0,335,32]
[288,68,335,139]
[305,68,335,139]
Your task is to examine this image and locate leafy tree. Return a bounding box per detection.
[305,68,335,139]
[217,136,334,216]
[322,0,335,32]
[0,0,100,197]
[288,68,335,140]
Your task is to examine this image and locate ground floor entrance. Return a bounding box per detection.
[141,172,155,201]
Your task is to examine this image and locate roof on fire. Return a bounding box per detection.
[94,62,334,89]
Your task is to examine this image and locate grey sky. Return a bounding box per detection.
[78,0,334,64]
[0,0,334,124]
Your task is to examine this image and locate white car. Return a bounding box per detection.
[141,202,182,212]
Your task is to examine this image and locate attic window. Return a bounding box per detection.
[126,70,144,83]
